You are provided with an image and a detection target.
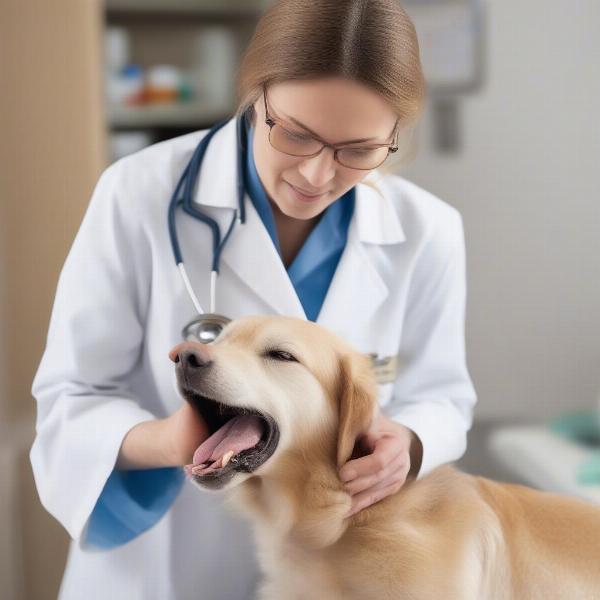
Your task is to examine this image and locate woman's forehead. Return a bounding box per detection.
[265,78,398,141]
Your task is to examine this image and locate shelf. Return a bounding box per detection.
[107,100,235,128]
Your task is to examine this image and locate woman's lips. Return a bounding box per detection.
[286,181,328,203]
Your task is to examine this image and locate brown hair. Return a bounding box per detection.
[234,0,426,177]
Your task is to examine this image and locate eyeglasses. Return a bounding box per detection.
[262,86,399,170]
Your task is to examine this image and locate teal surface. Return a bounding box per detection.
[548,410,600,486]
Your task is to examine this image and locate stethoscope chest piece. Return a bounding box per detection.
[182,313,231,344]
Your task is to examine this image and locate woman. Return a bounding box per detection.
[30,1,477,598]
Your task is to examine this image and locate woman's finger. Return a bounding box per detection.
[339,434,405,483]
[343,448,409,496]
[346,462,411,517]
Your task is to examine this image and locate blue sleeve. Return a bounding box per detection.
[83,466,185,549]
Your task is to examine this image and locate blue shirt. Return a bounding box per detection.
[84,122,355,549]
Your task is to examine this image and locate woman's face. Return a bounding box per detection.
[251,77,398,221]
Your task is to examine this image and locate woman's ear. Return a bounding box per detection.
[336,352,378,469]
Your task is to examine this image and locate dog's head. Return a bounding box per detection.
[169,314,378,492]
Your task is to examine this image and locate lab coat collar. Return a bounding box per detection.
[192,117,406,245]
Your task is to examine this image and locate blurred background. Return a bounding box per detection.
[1,0,599,598]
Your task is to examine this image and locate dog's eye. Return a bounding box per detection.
[265,349,298,363]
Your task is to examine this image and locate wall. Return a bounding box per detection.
[401,0,600,421]
[0,1,106,598]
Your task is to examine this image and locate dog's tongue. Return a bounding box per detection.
[192,414,264,466]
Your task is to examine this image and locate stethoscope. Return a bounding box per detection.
[167,112,250,344]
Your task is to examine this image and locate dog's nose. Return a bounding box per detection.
[169,342,213,369]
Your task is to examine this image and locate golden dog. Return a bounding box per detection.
[169,315,600,599]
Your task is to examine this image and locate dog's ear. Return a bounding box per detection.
[335,351,378,469]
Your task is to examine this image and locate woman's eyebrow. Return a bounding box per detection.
[280,111,382,145]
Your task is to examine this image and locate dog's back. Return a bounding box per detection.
[474,474,600,598]
[321,465,600,599]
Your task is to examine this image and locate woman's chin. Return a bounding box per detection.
[271,184,330,219]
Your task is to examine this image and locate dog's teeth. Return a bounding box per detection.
[221,450,234,468]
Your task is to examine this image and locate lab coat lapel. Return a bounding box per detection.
[192,118,306,318]
[192,118,406,324]
[223,193,307,318]
[317,177,406,336]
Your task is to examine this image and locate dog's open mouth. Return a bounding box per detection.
[180,389,280,488]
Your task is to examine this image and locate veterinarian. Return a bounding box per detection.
[30,0,477,598]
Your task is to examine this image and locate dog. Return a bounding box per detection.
[169,315,600,599]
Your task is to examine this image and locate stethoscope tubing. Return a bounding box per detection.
[167,113,249,316]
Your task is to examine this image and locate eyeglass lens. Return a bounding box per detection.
[269,123,392,170]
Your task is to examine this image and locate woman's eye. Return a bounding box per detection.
[344,147,374,156]
[265,349,298,362]
[283,129,311,142]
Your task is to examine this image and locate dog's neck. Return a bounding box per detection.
[226,446,354,551]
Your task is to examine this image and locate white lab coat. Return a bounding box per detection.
[30,117,476,599]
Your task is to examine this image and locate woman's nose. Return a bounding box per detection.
[298,147,336,188]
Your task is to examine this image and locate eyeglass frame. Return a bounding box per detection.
[262,85,400,170]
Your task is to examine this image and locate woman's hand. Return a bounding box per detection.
[160,401,211,467]
[338,412,423,518]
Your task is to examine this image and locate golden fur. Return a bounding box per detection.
[176,315,600,599]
